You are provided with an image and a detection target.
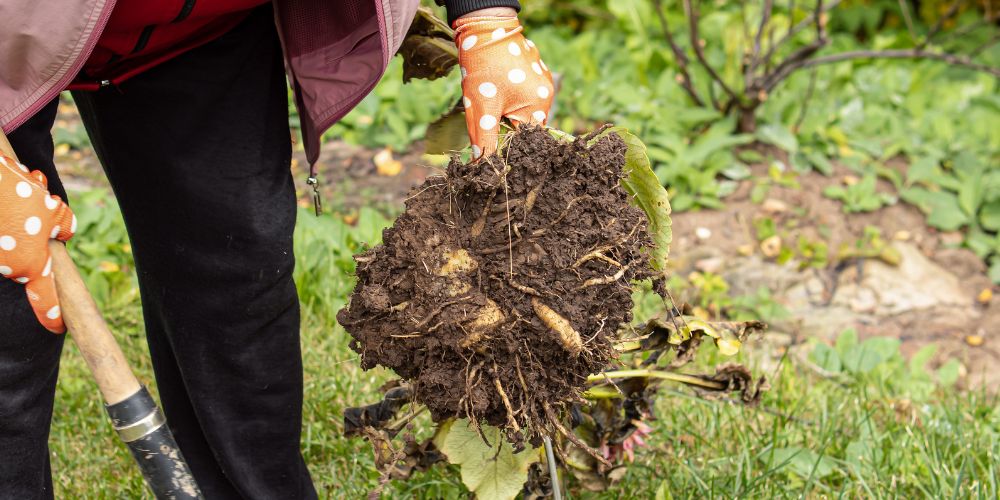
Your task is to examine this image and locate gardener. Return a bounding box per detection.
[0,0,553,497]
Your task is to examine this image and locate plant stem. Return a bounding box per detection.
[589,369,726,390]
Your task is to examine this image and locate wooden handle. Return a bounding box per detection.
[1,130,140,404]
[49,240,142,403]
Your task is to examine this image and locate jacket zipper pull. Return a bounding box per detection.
[306,171,322,216]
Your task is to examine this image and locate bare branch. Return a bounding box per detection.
[746,0,776,81]
[652,0,706,107]
[917,0,963,50]
[970,33,1000,57]
[762,0,842,66]
[937,13,1000,44]
[758,0,830,95]
[897,0,918,43]
[683,0,741,109]
[792,68,818,132]
[800,49,1000,78]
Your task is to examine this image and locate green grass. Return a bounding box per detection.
[49,190,998,498]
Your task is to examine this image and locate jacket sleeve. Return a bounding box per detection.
[440,0,521,24]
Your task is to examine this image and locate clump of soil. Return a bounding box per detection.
[338,127,653,441]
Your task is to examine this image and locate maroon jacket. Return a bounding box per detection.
[0,0,421,164]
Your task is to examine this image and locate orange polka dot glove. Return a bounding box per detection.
[454,15,554,160]
[0,154,76,333]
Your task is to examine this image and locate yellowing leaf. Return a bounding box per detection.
[435,419,539,500]
[607,128,672,274]
[715,338,742,356]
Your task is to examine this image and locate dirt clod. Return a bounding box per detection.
[338,127,653,440]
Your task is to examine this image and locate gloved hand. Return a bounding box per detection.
[0,154,76,333]
[454,14,554,160]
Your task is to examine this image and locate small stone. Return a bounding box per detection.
[760,235,782,258]
[762,198,788,214]
[695,227,712,240]
[940,231,964,246]
[373,148,402,177]
[695,257,725,274]
[737,244,754,256]
[893,230,911,241]
[843,175,860,186]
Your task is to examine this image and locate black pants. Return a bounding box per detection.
[0,7,317,499]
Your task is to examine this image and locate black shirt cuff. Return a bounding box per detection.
[443,0,521,25]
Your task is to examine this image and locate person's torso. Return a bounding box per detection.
[75,0,268,87]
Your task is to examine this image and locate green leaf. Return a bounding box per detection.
[756,124,799,153]
[768,447,839,479]
[990,258,1000,284]
[909,344,938,377]
[937,359,962,387]
[805,151,834,176]
[811,343,842,373]
[435,419,539,500]
[980,200,1000,231]
[900,187,969,231]
[610,128,673,273]
[655,481,673,500]
[845,439,883,471]
[835,328,859,356]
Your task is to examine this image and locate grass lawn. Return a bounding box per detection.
[48,196,999,498]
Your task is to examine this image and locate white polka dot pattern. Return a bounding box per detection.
[453,15,555,160]
[0,153,76,333]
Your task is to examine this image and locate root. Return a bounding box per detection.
[496,276,543,297]
[577,265,630,290]
[522,178,545,216]
[531,298,583,355]
[470,188,501,238]
[543,402,611,468]
[459,299,505,348]
[413,297,469,329]
[494,377,522,433]
[573,249,623,268]
[579,123,614,144]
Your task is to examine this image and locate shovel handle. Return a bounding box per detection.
[48,240,143,403]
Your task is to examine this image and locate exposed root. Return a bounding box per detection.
[494,377,522,433]
[532,298,583,355]
[577,265,630,290]
[543,402,611,468]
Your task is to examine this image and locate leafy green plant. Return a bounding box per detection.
[823,173,897,212]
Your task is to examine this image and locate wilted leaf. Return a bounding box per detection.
[344,385,413,437]
[424,101,469,154]
[698,364,769,405]
[631,315,766,359]
[398,8,458,82]
[434,419,539,500]
[608,128,672,273]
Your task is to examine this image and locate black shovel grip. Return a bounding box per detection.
[106,387,204,499]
